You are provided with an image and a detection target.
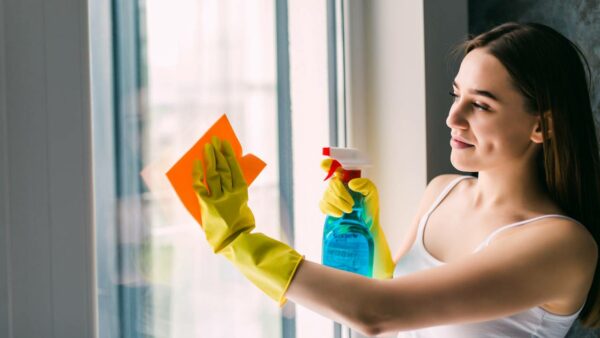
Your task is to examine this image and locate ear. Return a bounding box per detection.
[531,111,553,144]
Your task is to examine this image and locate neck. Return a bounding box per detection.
[471,161,548,211]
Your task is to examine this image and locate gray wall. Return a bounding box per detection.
[424,0,468,181]
[469,1,600,337]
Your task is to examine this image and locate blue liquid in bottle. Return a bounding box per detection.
[322,188,374,277]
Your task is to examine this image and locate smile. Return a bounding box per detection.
[450,138,475,149]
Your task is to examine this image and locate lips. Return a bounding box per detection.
[451,135,473,145]
[450,132,475,149]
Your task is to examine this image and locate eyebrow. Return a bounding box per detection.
[453,81,500,102]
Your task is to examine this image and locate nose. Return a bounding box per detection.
[446,101,469,130]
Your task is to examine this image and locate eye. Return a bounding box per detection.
[473,102,490,111]
[448,91,459,101]
[449,91,491,111]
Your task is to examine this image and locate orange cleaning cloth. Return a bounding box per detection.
[165,114,266,225]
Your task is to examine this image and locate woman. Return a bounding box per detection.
[192,22,600,337]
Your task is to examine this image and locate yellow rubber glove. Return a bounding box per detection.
[319,159,395,279]
[193,136,304,306]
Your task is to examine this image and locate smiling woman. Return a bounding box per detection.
[296,23,600,337]
[451,23,600,328]
[190,21,600,338]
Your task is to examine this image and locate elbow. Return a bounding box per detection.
[352,296,389,336]
[354,320,388,337]
[360,325,385,337]
[349,319,380,337]
[344,279,396,336]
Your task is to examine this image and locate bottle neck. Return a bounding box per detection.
[339,169,361,183]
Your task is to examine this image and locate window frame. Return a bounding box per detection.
[93,0,300,337]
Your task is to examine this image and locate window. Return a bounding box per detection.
[2,0,459,336]
[93,0,333,337]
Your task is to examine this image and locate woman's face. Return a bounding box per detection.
[446,47,541,173]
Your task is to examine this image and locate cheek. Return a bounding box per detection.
[479,122,530,158]
[473,122,499,153]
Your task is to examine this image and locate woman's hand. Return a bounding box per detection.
[191,136,304,306]
[192,136,255,253]
[319,158,395,279]
[319,159,379,227]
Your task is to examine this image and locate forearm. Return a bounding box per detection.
[285,260,390,336]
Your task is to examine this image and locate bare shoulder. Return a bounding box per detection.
[413,174,473,226]
[523,216,598,270]
[497,215,598,275]
[414,174,465,222]
[393,174,469,261]
[494,215,598,310]
[424,174,466,199]
[426,174,465,189]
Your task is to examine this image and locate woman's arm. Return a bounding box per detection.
[286,217,597,336]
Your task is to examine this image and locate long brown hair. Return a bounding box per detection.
[454,22,600,327]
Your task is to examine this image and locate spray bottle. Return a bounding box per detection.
[321,147,374,277]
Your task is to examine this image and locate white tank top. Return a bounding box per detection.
[394,175,585,338]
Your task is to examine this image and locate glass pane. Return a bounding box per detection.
[99,0,283,337]
[144,0,282,336]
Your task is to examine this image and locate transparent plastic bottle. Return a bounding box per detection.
[322,184,374,277]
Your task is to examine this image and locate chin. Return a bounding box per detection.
[451,164,476,173]
[450,154,478,172]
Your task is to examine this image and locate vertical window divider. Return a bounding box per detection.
[275,1,296,338]
[327,2,342,338]
[111,0,149,337]
[327,0,339,149]
[327,0,350,336]
[91,0,120,337]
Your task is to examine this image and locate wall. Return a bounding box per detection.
[423,0,468,180]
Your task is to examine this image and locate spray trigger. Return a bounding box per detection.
[324,160,342,181]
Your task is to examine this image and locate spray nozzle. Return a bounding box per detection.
[322,147,370,182]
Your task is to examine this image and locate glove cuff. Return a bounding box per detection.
[221,232,304,306]
[370,220,395,279]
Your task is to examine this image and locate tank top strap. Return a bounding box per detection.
[422,175,476,219]
[474,214,583,252]
[417,175,476,238]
